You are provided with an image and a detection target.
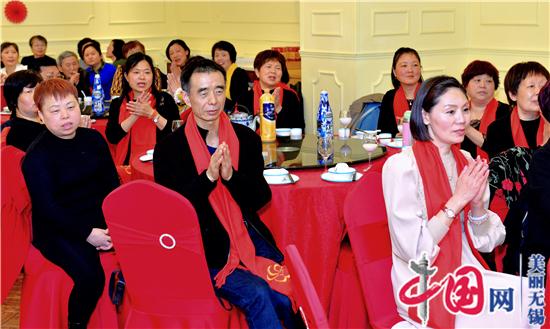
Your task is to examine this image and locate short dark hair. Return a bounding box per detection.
[253,49,290,84]
[111,39,125,60]
[77,37,93,59]
[390,47,423,89]
[4,70,43,117]
[122,40,145,58]
[504,61,550,105]
[165,39,190,61]
[35,56,57,70]
[29,35,47,47]
[1,42,19,54]
[539,81,550,123]
[81,40,102,58]
[211,41,237,63]
[121,52,159,102]
[34,78,78,112]
[410,76,467,141]
[180,56,225,93]
[461,60,500,90]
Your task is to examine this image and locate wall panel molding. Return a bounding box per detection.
[372,10,409,36]
[108,2,166,25]
[311,70,344,114]
[311,11,343,37]
[479,2,539,26]
[420,10,455,34]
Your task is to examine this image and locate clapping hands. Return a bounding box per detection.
[87,228,113,251]
[454,156,489,210]
[126,92,154,118]
[206,142,233,182]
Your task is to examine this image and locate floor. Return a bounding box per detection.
[1,274,21,329]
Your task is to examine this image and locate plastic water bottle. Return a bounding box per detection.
[92,73,105,116]
[317,90,333,138]
[402,110,412,147]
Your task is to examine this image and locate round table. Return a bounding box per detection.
[130,142,400,311]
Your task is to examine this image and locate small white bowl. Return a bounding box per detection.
[328,163,356,181]
[276,128,291,137]
[378,133,392,145]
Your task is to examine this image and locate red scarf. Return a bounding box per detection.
[510,105,544,148]
[476,98,499,160]
[393,84,420,121]
[114,91,157,165]
[411,141,489,329]
[252,80,297,117]
[184,112,293,299]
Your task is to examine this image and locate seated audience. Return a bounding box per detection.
[517,81,550,273]
[154,57,300,329]
[378,47,423,136]
[106,53,179,169]
[165,39,190,101]
[1,42,27,81]
[238,49,304,129]
[110,40,165,98]
[35,56,61,80]
[106,39,125,67]
[82,40,116,100]
[1,70,43,151]
[211,40,250,111]
[20,35,56,72]
[21,78,120,329]
[383,75,531,328]
[461,60,510,159]
[483,61,549,158]
[58,50,91,96]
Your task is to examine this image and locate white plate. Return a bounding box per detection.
[139,153,154,162]
[386,140,403,148]
[321,172,363,183]
[264,174,299,185]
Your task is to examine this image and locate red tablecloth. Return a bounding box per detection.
[131,147,398,312]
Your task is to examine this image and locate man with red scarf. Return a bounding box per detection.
[153,57,300,329]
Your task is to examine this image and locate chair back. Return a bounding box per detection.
[349,93,383,132]
[1,145,32,302]
[285,244,329,329]
[102,180,228,326]
[343,171,401,329]
[350,102,382,133]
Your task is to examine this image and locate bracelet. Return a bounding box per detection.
[149,110,158,120]
[468,210,488,225]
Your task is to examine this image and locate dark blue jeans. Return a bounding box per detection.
[209,224,298,329]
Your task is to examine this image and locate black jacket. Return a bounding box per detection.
[153,121,277,269]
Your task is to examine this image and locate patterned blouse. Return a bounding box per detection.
[488,146,533,207]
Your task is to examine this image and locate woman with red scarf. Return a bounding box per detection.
[377,47,423,137]
[106,53,179,177]
[483,61,549,158]
[461,60,510,159]
[382,76,531,328]
[238,49,304,130]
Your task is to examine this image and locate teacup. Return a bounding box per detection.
[290,128,302,140]
[276,128,291,142]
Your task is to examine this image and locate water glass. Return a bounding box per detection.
[317,136,334,172]
[361,132,378,172]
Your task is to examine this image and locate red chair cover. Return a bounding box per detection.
[328,242,370,329]
[285,244,329,329]
[343,172,402,329]
[1,145,31,302]
[102,180,241,328]
[20,247,122,329]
